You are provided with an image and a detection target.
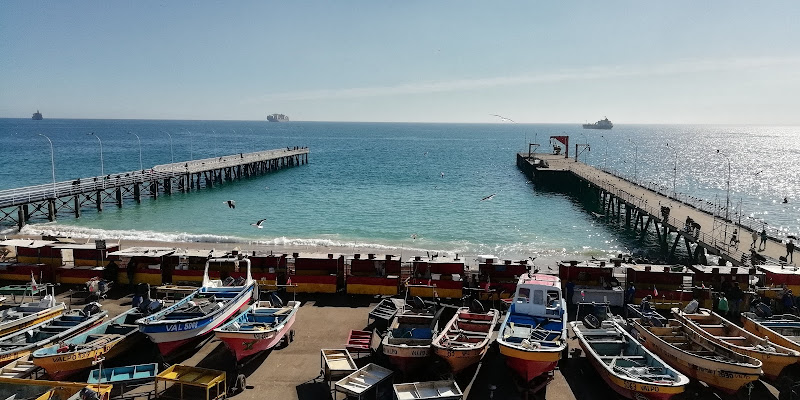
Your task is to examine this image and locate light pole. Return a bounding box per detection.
[600,135,609,170]
[37,134,57,198]
[128,132,143,171]
[665,143,678,198]
[716,149,731,221]
[163,131,174,164]
[628,138,638,182]
[89,132,104,178]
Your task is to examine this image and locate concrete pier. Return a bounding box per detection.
[0,147,309,229]
[518,152,792,268]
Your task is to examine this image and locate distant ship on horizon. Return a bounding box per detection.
[582,117,612,129]
[267,113,289,122]
[32,110,43,120]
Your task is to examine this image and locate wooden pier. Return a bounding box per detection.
[517,151,792,269]
[0,147,309,229]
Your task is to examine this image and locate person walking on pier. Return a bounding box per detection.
[729,229,739,247]
[759,229,768,251]
[750,230,758,250]
[787,239,795,263]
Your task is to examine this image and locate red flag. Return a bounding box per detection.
[428,278,432,287]
[653,286,659,297]
[286,276,292,285]
[485,276,491,292]
[30,272,38,291]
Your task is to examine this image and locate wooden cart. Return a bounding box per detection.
[155,364,226,400]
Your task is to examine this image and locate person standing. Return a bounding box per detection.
[729,282,744,319]
[787,239,795,263]
[750,230,758,249]
[730,229,739,247]
[759,229,768,251]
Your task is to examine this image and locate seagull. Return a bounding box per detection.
[224,200,236,209]
[441,172,444,178]
[489,114,515,123]
[251,219,266,229]
[481,193,496,201]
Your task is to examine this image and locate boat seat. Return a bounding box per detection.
[598,355,645,360]
[717,336,747,341]
[697,324,725,329]
[589,339,626,344]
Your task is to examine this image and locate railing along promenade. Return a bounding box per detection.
[519,153,793,268]
[0,147,309,229]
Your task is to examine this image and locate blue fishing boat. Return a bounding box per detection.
[137,257,256,356]
[33,308,143,379]
[88,363,158,396]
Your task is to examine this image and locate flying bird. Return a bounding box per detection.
[481,193,496,201]
[489,114,515,123]
[251,219,266,229]
[224,200,236,209]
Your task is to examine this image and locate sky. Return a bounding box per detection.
[2,1,799,124]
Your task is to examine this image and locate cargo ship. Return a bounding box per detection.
[582,117,612,129]
[32,110,43,120]
[267,113,289,122]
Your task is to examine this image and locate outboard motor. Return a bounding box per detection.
[136,298,151,314]
[147,300,163,314]
[270,292,284,308]
[223,276,235,286]
[469,299,485,313]
[79,387,101,400]
[646,316,664,327]
[137,282,151,297]
[683,299,699,314]
[754,302,773,318]
[413,296,426,310]
[81,302,102,317]
[583,313,601,329]
[233,276,246,286]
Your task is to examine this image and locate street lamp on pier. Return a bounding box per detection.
[716,149,731,221]
[163,131,174,164]
[600,135,609,170]
[628,138,638,182]
[89,132,104,178]
[37,134,56,198]
[128,132,143,171]
[665,143,678,198]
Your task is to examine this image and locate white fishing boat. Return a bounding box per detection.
[382,297,441,374]
[136,257,256,356]
[0,290,65,337]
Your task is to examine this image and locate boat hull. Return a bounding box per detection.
[383,344,431,374]
[139,285,254,356]
[36,335,128,380]
[0,304,66,337]
[434,346,486,373]
[216,311,297,361]
[499,343,562,381]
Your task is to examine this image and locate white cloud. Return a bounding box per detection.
[246,56,800,103]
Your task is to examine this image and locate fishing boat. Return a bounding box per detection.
[381,297,441,374]
[136,257,256,356]
[0,354,38,379]
[632,319,762,394]
[392,380,463,400]
[32,308,144,379]
[741,311,800,351]
[0,303,106,366]
[496,274,567,384]
[0,291,66,337]
[88,363,158,396]
[32,110,43,120]
[672,306,800,380]
[214,295,300,361]
[571,319,689,400]
[432,304,499,373]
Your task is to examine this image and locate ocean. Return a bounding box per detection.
[1,119,798,264]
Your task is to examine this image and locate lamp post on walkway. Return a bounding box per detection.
[89,132,104,179]
[163,131,174,164]
[37,134,57,198]
[128,132,143,171]
[665,143,678,198]
[600,135,609,170]
[716,149,731,221]
[628,138,638,182]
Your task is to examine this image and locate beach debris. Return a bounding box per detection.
[224,200,236,209]
[481,193,496,201]
[251,219,266,229]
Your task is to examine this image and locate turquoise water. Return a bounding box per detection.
[1,119,798,262]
